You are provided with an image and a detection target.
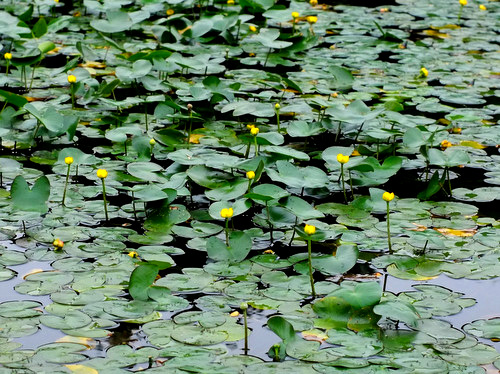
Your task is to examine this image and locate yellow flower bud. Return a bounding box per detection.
[382,192,395,202]
[459,0,467,6]
[310,0,318,5]
[53,239,64,250]
[149,138,156,145]
[304,224,316,235]
[275,103,280,110]
[249,25,257,32]
[246,171,255,179]
[96,169,108,179]
[250,127,259,136]
[441,140,452,148]
[263,249,275,254]
[4,52,12,60]
[128,251,139,258]
[336,153,349,164]
[67,74,77,83]
[65,157,74,165]
[479,4,486,10]
[420,67,429,78]
[227,0,235,4]
[230,311,240,317]
[220,208,234,219]
[306,16,318,24]
[247,124,255,129]
[292,11,299,18]
[166,9,174,15]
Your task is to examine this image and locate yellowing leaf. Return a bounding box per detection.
[434,227,476,237]
[57,336,96,349]
[189,134,205,144]
[430,24,461,30]
[387,264,438,281]
[23,269,45,278]
[65,365,98,374]
[422,30,449,39]
[47,47,62,55]
[302,329,328,343]
[459,140,486,149]
[79,61,107,68]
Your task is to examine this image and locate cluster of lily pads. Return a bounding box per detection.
[0,0,500,372]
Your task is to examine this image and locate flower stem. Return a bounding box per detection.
[276,111,280,132]
[243,307,248,353]
[386,201,392,253]
[307,239,316,298]
[340,164,347,202]
[225,217,229,246]
[254,135,259,157]
[62,163,71,206]
[101,178,109,221]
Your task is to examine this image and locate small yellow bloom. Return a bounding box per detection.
[65,156,74,165]
[451,127,462,134]
[351,149,360,156]
[250,127,259,136]
[292,11,299,18]
[441,140,452,148]
[479,4,486,10]
[275,103,280,110]
[227,0,235,4]
[306,16,318,24]
[149,138,156,145]
[4,52,12,60]
[304,224,316,235]
[382,192,395,202]
[310,0,318,5]
[420,67,429,78]
[166,9,174,15]
[380,7,389,12]
[459,0,467,5]
[54,0,59,3]
[96,169,108,179]
[67,74,77,83]
[336,153,349,164]
[263,249,274,254]
[128,251,139,258]
[220,207,234,219]
[53,239,64,250]
[246,124,255,129]
[246,171,255,179]
[230,311,240,317]
[249,25,257,32]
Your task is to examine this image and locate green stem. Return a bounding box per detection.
[5,61,9,76]
[247,179,252,193]
[253,135,259,157]
[187,111,193,148]
[70,83,75,109]
[348,169,354,199]
[243,307,248,353]
[386,201,392,253]
[276,111,280,132]
[340,164,347,203]
[307,239,316,298]
[62,163,71,206]
[457,5,463,24]
[225,217,229,246]
[101,178,109,221]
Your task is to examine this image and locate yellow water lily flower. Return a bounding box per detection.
[220,208,234,219]
[304,224,316,235]
[96,169,108,179]
[420,67,429,77]
[336,153,349,164]
[249,25,257,32]
[250,127,259,135]
[53,239,64,250]
[306,16,318,24]
[382,192,395,202]
[149,138,156,145]
[292,11,299,18]
[246,171,255,179]
[166,9,174,15]
[67,74,77,83]
[459,0,467,6]
[4,52,12,60]
[65,157,74,165]
[479,4,486,10]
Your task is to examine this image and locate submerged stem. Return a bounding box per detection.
[307,239,316,298]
